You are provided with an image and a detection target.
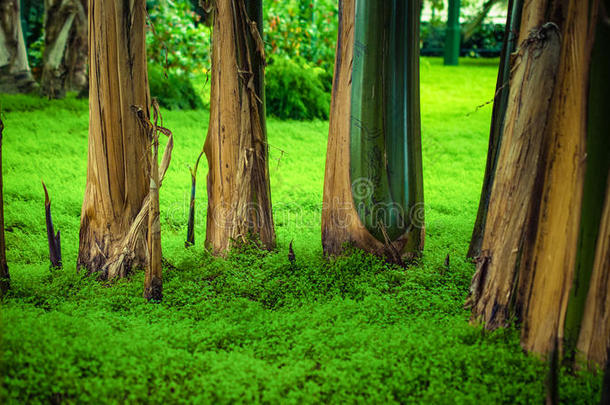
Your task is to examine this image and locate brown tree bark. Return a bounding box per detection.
[0,0,37,93]
[78,0,151,279]
[41,0,88,98]
[203,0,275,254]
[466,0,602,360]
[143,104,163,301]
[321,0,424,264]
[0,116,9,296]
[467,0,522,259]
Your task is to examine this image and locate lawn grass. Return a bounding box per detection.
[0,58,602,404]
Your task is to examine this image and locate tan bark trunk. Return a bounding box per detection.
[466,0,599,359]
[321,0,424,264]
[78,0,151,279]
[0,116,9,296]
[144,106,162,301]
[203,0,275,254]
[0,0,37,93]
[41,0,88,98]
[576,175,610,367]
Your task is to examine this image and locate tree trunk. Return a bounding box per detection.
[144,107,162,301]
[78,0,151,279]
[467,0,522,259]
[0,117,9,296]
[466,0,603,361]
[322,0,424,264]
[576,175,610,367]
[41,0,88,98]
[564,2,610,365]
[0,0,37,93]
[203,0,275,254]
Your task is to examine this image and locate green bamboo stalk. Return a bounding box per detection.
[349,0,422,245]
[563,2,610,362]
[444,0,461,66]
[467,0,523,259]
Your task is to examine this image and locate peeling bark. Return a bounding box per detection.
[0,0,37,93]
[77,0,151,278]
[41,0,88,98]
[468,0,522,260]
[144,104,163,301]
[204,0,275,254]
[466,0,602,361]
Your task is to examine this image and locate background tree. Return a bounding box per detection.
[203,0,275,254]
[40,0,88,98]
[444,0,461,65]
[78,0,151,278]
[322,0,424,264]
[461,0,506,42]
[466,0,610,367]
[0,0,37,93]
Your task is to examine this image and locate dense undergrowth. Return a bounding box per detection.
[0,58,602,403]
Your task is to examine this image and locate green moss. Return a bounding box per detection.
[0,58,601,403]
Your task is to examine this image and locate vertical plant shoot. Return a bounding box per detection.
[42,181,61,269]
[185,152,203,247]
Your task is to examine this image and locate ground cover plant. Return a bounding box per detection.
[0,58,602,403]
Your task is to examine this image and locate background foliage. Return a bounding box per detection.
[19,0,508,117]
[421,21,505,57]
[265,57,331,120]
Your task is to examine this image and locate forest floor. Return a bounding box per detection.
[0,58,603,403]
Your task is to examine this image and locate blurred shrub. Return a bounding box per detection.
[463,22,505,57]
[146,0,211,74]
[420,21,505,57]
[148,65,203,110]
[265,57,330,120]
[264,0,338,71]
